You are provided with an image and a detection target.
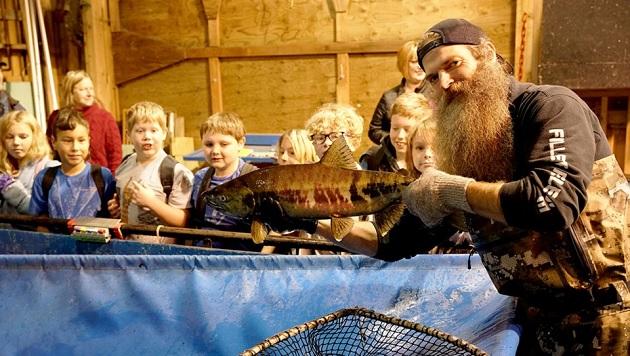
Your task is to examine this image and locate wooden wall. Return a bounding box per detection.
[114,0,516,153]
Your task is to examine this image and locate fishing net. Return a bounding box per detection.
[241,307,487,356]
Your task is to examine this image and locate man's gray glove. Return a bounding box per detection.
[402,167,475,227]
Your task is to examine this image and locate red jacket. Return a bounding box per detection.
[47,105,122,172]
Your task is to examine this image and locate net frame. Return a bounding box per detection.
[242,307,488,355]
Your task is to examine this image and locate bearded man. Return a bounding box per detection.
[401,19,629,355]
[258,18,629,355]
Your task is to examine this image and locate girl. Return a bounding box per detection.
[406,120,471,252]
[275,129,318,165]
[46,70,122,172]
[405,119,437,178]
[0,111,55,214]
[262,129,319,254]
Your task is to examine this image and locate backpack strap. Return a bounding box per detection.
[196,166,215,214]
[89,164,108,217]
[41,166,61,206]
[159,155,178,202]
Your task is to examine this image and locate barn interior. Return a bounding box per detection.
[0,1,629,355]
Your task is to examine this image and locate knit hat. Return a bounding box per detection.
[417,19,486,70]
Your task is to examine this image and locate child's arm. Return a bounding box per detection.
[128,180,189,227]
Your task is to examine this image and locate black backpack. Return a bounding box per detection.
[41,164,109,217]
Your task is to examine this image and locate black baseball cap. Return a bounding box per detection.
[417,19,486,70]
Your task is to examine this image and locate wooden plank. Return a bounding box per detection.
[330,0,350,42]
[625,97,630,175]
[112,30,186,85]
[514,0,543,82]
[201,0,223,114]
[185,41,403,59]
[336,53,350,104]
[201,0,222,46]
[82,0,117,115]
[208,57,223,113]
[108,0,120,32]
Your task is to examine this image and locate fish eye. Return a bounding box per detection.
[219,195,227,202]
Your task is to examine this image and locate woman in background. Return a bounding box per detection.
[46,70,122,172]
[275,128,319,166]
[368,40,427,145]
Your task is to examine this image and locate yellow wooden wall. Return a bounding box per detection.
[115,0,516,153]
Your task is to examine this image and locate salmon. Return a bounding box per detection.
[201,137,414,243]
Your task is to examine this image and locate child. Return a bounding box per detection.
[304,103,364,162]
[361,92,432,174]
[0,111,55,214]
[46,70,122,172]
[113,101,193,234]
[405,119,437,178]
[406,120,471,253]
[275,129,318,165]
[190,112,258,249]
[262,129,319,254]
[29,108,115,218]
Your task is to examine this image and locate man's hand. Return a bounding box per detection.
[257,197,318,234]
[402,167,475,226]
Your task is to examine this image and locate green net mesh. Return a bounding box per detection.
[242,307,487,356]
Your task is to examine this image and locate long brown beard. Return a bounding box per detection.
[434,60,514,182]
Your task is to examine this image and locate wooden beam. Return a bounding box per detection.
[185,41,402,59]
[82,0,117,116]
[108,0,120,32]
[330,0,350,42]
[336,53,350,104]
[201,0,222,46]
[117,39,403,89]
[208,57,223,113]
[514,0,543,83]
[201,0,223,114]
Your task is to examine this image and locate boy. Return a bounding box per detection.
[360,92,432,173]
[304,103,364,161]
[113,101,193,237]
[29,108,115,218]
[190,112,258,249]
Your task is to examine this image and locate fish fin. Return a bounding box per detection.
[251,219,269,244]
[331,217,354,242]
[318,136,357,170]
[374,203,405,237]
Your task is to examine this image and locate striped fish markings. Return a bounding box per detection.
[201,137,413,243]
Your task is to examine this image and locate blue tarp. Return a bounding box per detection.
[0,228,520,355]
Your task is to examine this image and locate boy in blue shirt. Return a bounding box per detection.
[190,112,257,249]
[29,108,115,218]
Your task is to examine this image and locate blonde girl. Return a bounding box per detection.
[0,110,55,213]
[405,119,437,178]
[276,129,318,165]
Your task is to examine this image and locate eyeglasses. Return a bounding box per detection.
[310,132,345,145]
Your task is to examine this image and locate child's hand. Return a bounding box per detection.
[129,180,157,209]
[107,193,121,218]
